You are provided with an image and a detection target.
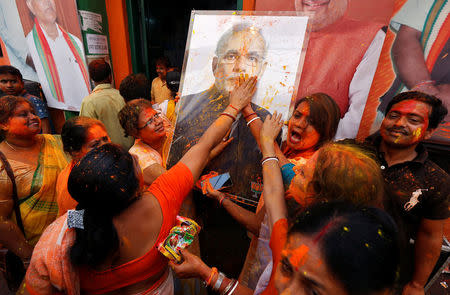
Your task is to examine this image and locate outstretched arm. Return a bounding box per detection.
[142,138,233,186]
[260,112,286,228]
[170,249,253,295]
[180,77,257,182]
[204,182,265,236]
[243,104,290,166]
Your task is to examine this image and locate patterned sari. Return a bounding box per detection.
[1,134,68,246]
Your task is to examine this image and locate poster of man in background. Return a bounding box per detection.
[0,0,39,82]
[21,0,90,111]
[377,0,449,144]
[293,0,386,139]
[358,0,449,169]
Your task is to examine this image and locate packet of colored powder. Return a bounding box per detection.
[158,216,201,263]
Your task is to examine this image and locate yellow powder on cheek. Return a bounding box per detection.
[412,128,422,140]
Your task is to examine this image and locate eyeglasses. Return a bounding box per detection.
[219,51,263,67]
[138,113,161,130]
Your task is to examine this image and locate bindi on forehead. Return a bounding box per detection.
[297,102,311,115]
[282,243,310,271]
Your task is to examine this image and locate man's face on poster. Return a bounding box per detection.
[27,0,57,24]
[213,29,267,93]
[295,0,347,31]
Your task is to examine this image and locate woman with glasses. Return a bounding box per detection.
[119,99,173,186]
[119,99,232,187]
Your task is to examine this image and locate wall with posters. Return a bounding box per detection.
[77,0,114,86]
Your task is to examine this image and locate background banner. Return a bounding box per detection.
[358,0,449,147]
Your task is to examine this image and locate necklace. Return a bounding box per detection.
[4,140,36,151]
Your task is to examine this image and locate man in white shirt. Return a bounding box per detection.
[25,0,90,111]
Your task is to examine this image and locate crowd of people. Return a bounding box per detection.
[0,56,448,295]
[0,2,448,294]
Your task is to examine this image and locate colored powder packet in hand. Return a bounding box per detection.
[158,216,201,262]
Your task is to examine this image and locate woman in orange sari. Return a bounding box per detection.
[24,77,257,295]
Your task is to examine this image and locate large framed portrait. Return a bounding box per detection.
[168,11,310,205]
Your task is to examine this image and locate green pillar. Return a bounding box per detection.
[125,0,150,77]
[237,0,243,10]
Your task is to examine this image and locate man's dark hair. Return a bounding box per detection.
[119,74,151,102]
[385,91,448,130]
[155,57,170,68]
[88,59,111,83]
[0,65,23,81]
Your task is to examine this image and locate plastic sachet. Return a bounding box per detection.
[158,216,201,263]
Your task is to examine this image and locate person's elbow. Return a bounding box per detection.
[417,218,444,246]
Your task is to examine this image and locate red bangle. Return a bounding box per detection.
[220,112,236,122]
[229,104,239,112]
[206,267,218,286]
[244,112,257,119]
[219,194,226,206]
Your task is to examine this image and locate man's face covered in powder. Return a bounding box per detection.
[380,99,433,148]
[213,28,266,92]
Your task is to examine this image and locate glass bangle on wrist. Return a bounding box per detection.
[221,279,236,295]
[204,267,218,287]
[261,156,278,165]
[213,272,225,291]
[246,116,260,126]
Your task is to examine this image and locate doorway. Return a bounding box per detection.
[126,0,237,80]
